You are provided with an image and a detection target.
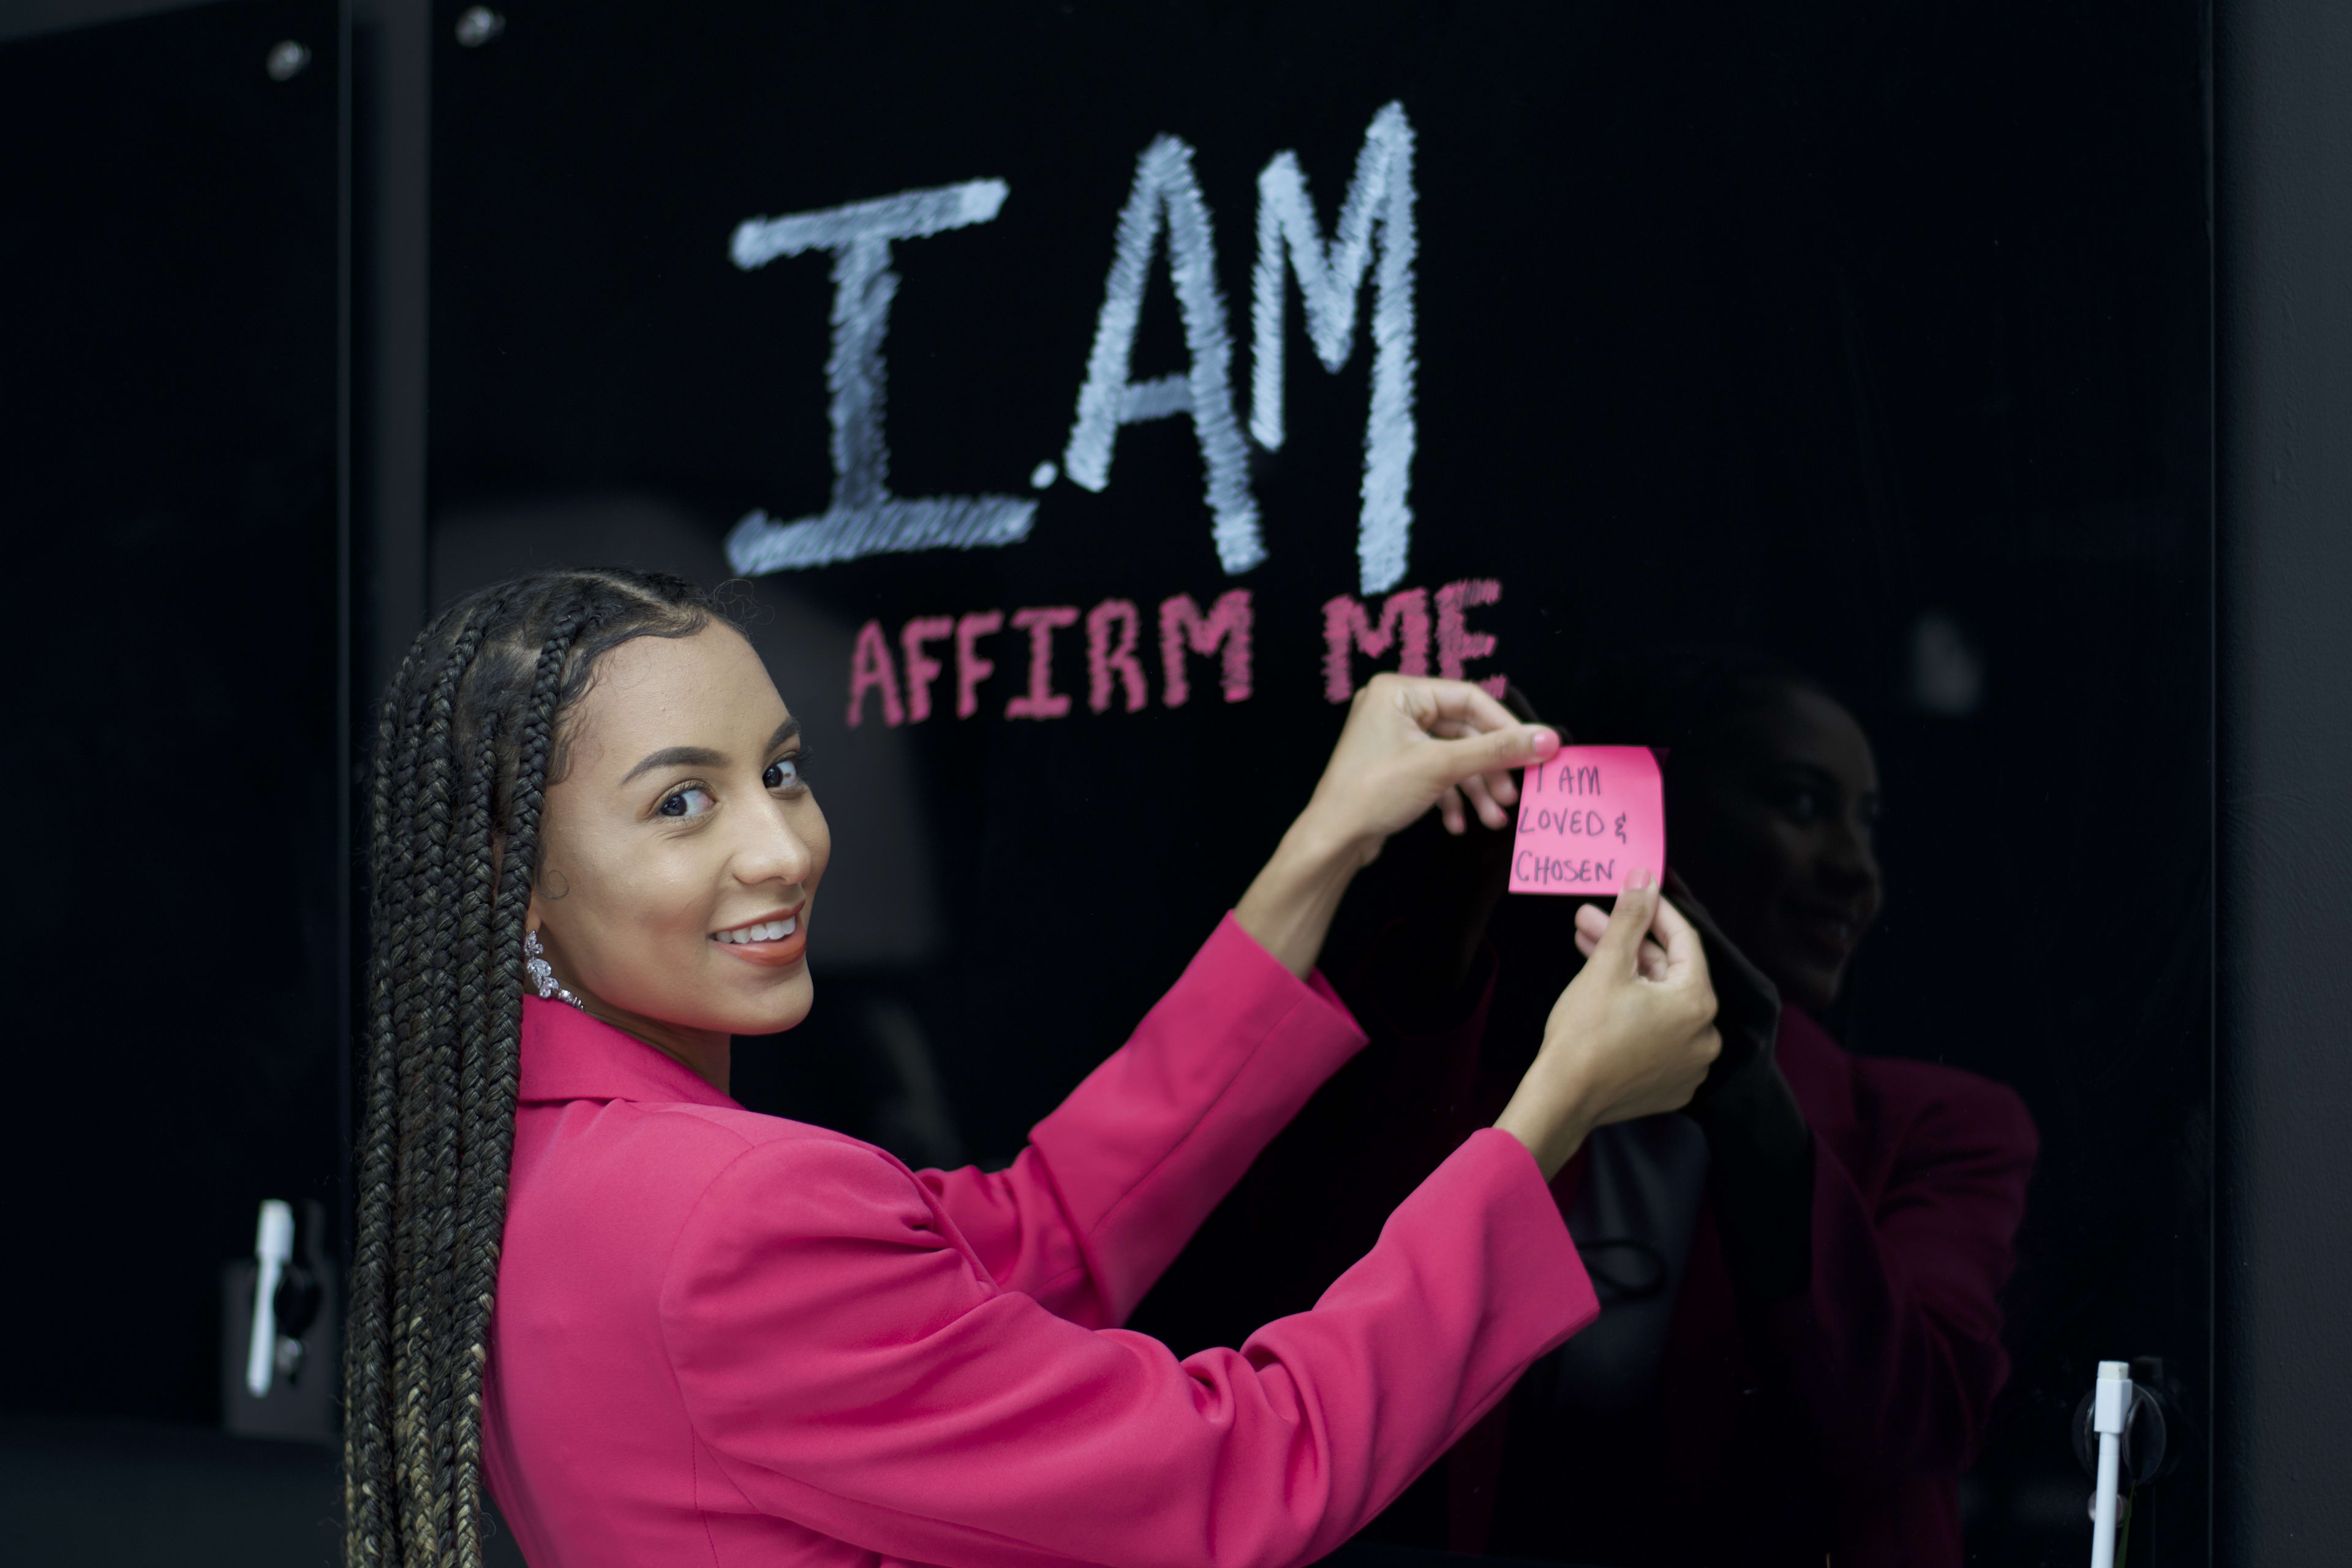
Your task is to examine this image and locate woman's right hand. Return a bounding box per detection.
[1493,870,1722,1179]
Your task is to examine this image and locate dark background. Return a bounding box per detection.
[423,2,2206,1562]
[0,0,344,1421]
[2,0,2350,1564]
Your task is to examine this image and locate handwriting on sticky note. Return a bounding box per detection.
[1509,745,1665,896]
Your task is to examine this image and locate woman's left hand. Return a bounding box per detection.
[1298,673,1561,855]
[1236,674,1560,976]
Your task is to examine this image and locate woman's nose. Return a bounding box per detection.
[732,798,815,888]
[1820,814,1882,896]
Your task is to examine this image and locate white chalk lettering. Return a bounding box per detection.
[1063,138,1263,576]
[726,180,1036,574]
[1250,102,1419,594]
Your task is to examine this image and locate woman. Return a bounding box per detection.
[341,568,1721,1568]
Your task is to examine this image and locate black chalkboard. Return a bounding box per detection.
[429,4,2210,1561]
[0,0,342,1425]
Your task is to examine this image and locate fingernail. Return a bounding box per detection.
[1627,867,1653,891]
[1530,728,1560,755]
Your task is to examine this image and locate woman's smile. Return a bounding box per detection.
[712,908,808,968]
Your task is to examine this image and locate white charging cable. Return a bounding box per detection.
[246,1200,295,1398]
[2089,1360,2132,1568]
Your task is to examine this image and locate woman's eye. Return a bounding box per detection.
[764,756,802,791]
[657,785,717,819]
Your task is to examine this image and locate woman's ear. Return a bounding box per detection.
[525,887,548,935]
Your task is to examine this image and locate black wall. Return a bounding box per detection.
[0,0,344,1425]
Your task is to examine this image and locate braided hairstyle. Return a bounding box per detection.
[344,568,724,1568]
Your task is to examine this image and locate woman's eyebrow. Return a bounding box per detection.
[619,720,797,785]
[1762,759,1845,796]
[620,745,726,785]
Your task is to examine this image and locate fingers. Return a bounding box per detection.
[1421,723,1559,801]
[1426,715,1525,816]
[1575,904,1668,980]
[1387,673,1526,738]
[1460,771,1510,829]
[1591,870,1660,974]
[1648,892,1711,988]
[1572,931,1668,982]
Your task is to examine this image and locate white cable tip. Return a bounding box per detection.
[245,1200,295,1398]
[2094,1360,2132,1434]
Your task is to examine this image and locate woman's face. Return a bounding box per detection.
[1672,684,1883,1014]
[526,624,830,1042]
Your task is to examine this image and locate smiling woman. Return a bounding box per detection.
[344,566,1726,1568]
[524,627,829,1091]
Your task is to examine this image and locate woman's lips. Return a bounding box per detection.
[1785,903,1860,957]
[710,911,807,969]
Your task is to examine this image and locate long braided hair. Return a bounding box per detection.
[344,568,723,1568]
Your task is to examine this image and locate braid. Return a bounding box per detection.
[393,604,502,1565]
[401,627,478,1562]
[345,638,426,1568]
[344,570,719,1568]
[446,609,589,1566]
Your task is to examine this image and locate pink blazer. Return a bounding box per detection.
[481,916,1597,1568]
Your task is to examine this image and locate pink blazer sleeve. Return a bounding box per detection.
[914,913,1376,1327]
[660,1126,1594,1568]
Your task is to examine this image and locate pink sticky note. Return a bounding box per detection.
[1508,745,1666,897]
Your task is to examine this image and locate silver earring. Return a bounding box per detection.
[523,929,587,1012]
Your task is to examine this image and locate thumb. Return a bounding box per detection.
[1424,723,1559,789]
[1592,869,1661,976]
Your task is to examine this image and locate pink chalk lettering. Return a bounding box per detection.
[1320,587,1431,702]
[954,610,1003,719]
[1006,606,1080,719]
[1086,598,1148,714]
[899,615,954,723]
[1436,578,1504,696]
[846,619,905,728]
[1158,590,1254,707]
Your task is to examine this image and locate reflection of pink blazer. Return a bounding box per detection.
[1480,1005,2036,1568]
[481,916,1597,1568]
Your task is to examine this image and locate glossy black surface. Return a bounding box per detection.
[428,4,2209,1561]
[0,0,343,1425]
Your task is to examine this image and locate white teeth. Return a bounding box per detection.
[717,916,797,943]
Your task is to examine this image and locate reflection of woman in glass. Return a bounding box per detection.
[339,568,1727,1568]
[1474,649,2040,1568]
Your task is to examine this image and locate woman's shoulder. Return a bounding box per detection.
[1776,1006,2038,1167]
[510,1095,930,1254]
[529,1091,903,1179]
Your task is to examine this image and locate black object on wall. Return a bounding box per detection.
[2215,1,2352,1564]
[426,3,2210,1562]
[0,0,345,1426]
